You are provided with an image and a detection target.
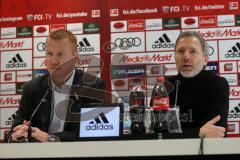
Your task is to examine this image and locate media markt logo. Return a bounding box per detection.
[163,18,180,29]
[6,53,27,68]
[236,15,240,26]
[229,103,240,119]
[85,112,113,130]
[77,37,94,52]
[83,22,100,33]
[152,33,174,49]
[225,42,240,58]
[17,26,33,37]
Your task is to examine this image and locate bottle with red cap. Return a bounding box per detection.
[151,76,169,133]
[129,78,146,134]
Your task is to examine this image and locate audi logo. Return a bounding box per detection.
[37,42,46,52]
[115,37,141,48]
[103,37,142,52]
[208,46,214,56]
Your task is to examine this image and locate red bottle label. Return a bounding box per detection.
[152,97,169,110]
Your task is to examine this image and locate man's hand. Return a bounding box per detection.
[199,115,226,138]
[12,123,29,141]
[11,120,49,142]
[31,127,48,142]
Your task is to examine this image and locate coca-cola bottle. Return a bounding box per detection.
[129,79,146,134]
[151,77,169,133]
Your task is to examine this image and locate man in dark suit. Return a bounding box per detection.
[5,29,105,142]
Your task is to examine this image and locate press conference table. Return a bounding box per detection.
[0,138,240,159]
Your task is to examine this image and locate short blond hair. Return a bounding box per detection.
[48,29,77,53]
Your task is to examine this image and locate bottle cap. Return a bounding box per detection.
[157,77,165,82]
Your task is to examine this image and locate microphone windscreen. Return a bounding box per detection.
[175,80,180,86]
[166,107,182,133]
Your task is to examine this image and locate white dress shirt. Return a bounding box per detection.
[48,70,75,134]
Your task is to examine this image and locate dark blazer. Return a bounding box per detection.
[5,69,105,142]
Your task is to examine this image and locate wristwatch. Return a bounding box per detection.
[48,134,60,142]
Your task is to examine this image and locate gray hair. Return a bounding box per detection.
[175,31,209,56]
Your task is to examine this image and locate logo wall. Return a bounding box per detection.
[146,30,180,51]
[111,21,127,32]
[207,41,218,61]
[188,27,240,40]
[227,121,239,134]
[145,18,162,31]
[0,38,32,51]
[77,55,100,67]
[34,58,46,69]
[1,50,32,71]
[111,52,175,65]
[219,39,240,60]
[76,34,100,54]
[181,17,198,29]
[0,83,16,95]
[0,107,18,128]
[0,72,16,83]
[230,87,240,99]
[1,27,16,39]
[34,37,47,57]
[228,100,240,121]
[33,25,49,37]
[0,95,21,107]
[67,23,83,34]
[111,32,145,53]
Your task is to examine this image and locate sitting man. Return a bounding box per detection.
[167,31,229,138]
[5,29,105,142]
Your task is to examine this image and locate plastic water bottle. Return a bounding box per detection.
[129,79,146,134]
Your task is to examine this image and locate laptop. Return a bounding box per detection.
[78,103,124,141]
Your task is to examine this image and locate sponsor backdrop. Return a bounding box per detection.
[0,0,240,141]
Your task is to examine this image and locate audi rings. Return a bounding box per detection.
[37,42,46,52]
[103,37,142,52]
[114,37,141,49]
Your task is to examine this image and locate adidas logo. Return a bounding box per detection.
[86,112,113,130]
[152,33,175,49]
[89,112,109,124]
[77,37,94,52]
[225,42,240,58]
[6,53,27,68]
[5,112,16,126]
[228,103,240,119]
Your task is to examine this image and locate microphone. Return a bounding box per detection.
[166,80,182,133]
[174,80,180,107]
[17,88,50,142]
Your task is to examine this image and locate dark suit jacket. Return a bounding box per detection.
[5,69,105,142]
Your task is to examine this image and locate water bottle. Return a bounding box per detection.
[129,79,146,134]
[116,97,131,135]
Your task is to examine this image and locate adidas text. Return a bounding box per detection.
[5,120,13,126]
[228,113,240,119]
[6,63,27,68]
[78,47,94,52]
[152,43,174,49]
[225,52,240,58]
[85,124,114,130]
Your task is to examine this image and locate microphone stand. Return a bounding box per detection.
[167,80,182,133]
[27,88,49,142]
[174,80,180,108]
